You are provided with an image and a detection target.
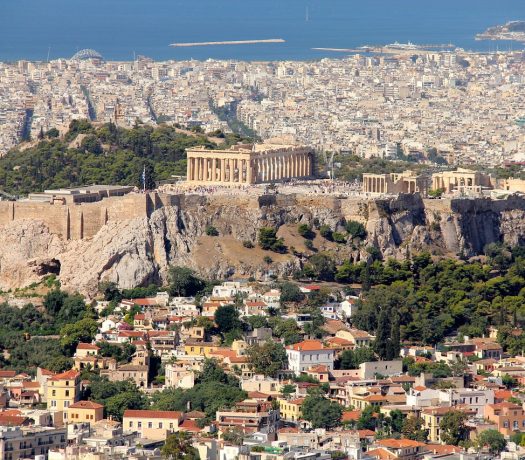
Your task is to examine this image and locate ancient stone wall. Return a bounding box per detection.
[0,193,160,241]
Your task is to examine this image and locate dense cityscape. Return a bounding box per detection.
[1,3,525,459]
[1,49,525,167]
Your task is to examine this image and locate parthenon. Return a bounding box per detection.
[186,141,313,185]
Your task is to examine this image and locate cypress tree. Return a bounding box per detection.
[374,309,390,360]
[391,313,401,359]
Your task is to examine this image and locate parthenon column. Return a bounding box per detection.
[247,160,253,184]
[239,160,244,183]
[196,158,201,181]
[220,159,226,182]
[211,158,216,181]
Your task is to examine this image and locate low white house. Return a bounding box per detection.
[285,340,335,375]
[340,296,359,319]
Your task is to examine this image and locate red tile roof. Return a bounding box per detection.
[49,369,80,381]
[77,343,100,350]
[342,410,361,422]
[179,419,202,432]
[0,415,28,426]
[0,371,16,378]
[286,340,326,351]
[378,439,426,449]
[69,400,104,410]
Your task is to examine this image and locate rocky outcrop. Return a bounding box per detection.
[1,193,525,297]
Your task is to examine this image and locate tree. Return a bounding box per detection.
[357,405,376,430]
[439,410,468,446]
[46,128,60,138]
[214,305,241,333]
[298,224,315,240]
[301,394,342,429]
[105,390,148,421]
[258,227,286,253]
[345,220,367,239]
[319,225,333,241]
[391,313,401,359]
[402,417,428,441]
[162,431,200,459]
[99,281,123,302]
[205,225,219,236]
[168,267,205,297]
[280,282,305,303]
[476,429,506,454]
[502,373,517,389]
[246,315,268,329]
[80,134,103,154]
[280,384,296,399]
[246,341,287,377]
[375,309,393,360]
[337,347,376,370]
[44,290,68,316]
[388,409,405,435]
[303,253,336,281]
[60,318,99,353]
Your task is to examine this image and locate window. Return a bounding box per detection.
[138,422,142,428]
[170,423,174,429]
[504,421,509,428]
[148,422,153,428]
[65,390,69,397]
[514,421,519,429]
[51,400,57,407]
[159,422,163,429]
[52,390,56,397]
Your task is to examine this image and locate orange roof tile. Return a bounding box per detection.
[378,439,426,449]
[286,340,325,351]
[342,410,361,422]
[77,343,100,350]
[49,369,79,381]
[69,400,104,410]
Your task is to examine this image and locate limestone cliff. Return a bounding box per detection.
[1,193,524,297]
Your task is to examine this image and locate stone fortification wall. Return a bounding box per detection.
[0,193,158,240]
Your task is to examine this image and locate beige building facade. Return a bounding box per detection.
[362,171,428,195]
[431,168,493,194]
[186,143,313,185]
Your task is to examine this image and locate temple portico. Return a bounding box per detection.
[186,143,313,185]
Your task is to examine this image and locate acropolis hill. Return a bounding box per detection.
[3,188,525,297]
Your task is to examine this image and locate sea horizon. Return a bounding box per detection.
[0,0,524,62]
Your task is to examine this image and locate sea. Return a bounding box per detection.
[0,0,524,62]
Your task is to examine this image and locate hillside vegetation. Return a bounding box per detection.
[0,120,248,196]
